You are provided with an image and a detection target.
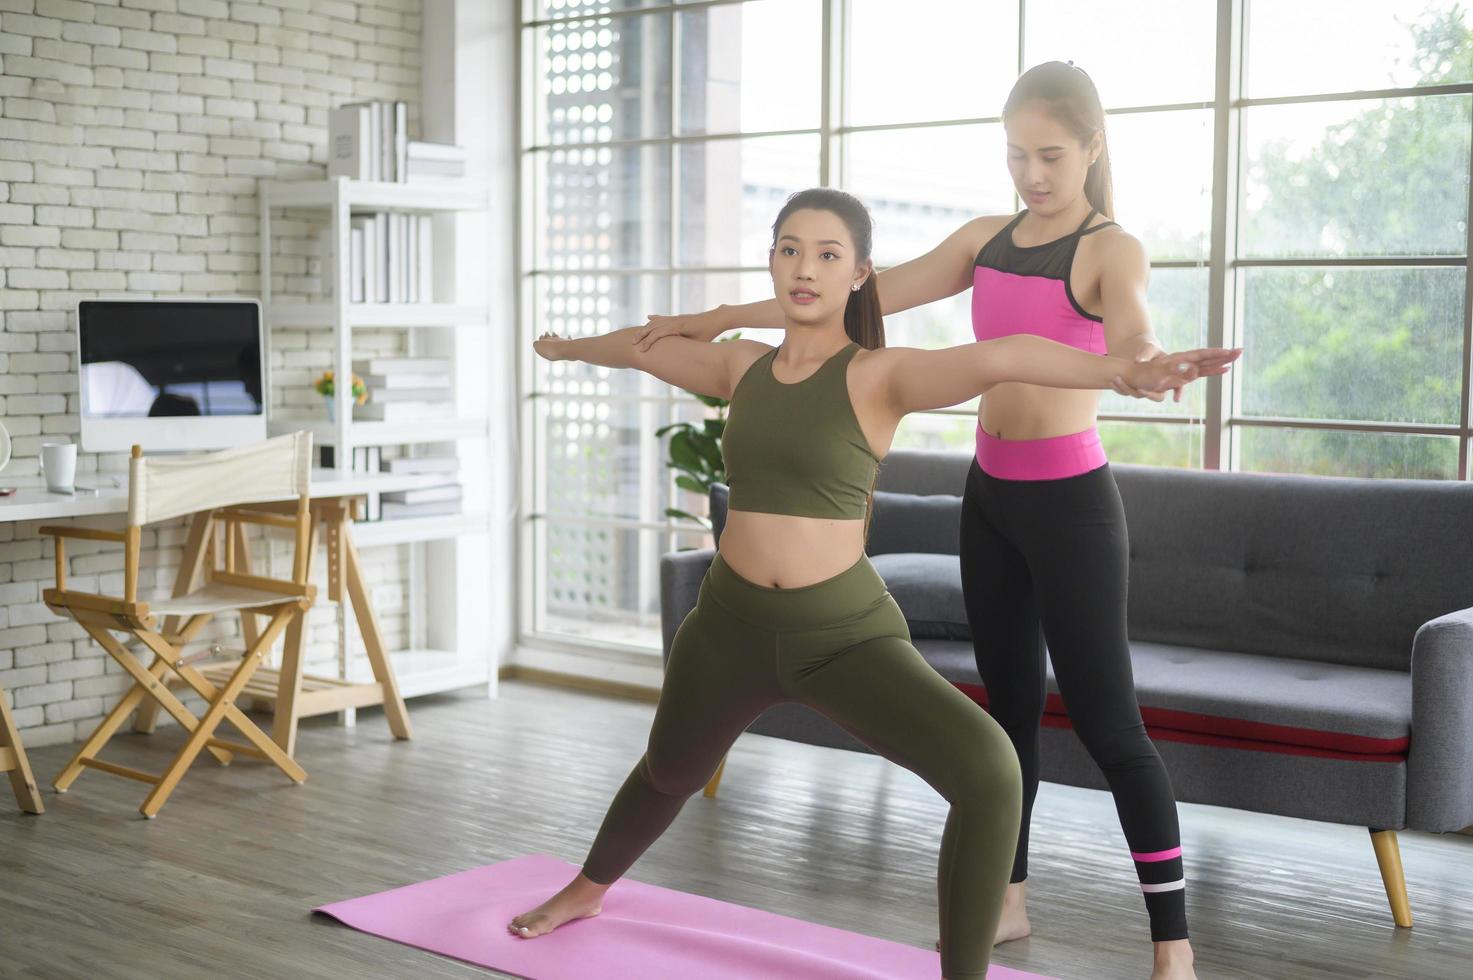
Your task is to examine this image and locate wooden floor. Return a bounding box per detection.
[3,680,1470,980]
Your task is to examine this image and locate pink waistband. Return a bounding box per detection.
[975,426,1107,481]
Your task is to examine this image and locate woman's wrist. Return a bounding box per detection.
[707,304,733,340]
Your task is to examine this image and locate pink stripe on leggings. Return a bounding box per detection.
[975,425,1107,481]
[1131,846,1183,863]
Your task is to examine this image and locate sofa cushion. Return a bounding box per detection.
[867,491,963,556]
[921,640,1411,762]
[870,552,969,641]
[1115,464,1473,673]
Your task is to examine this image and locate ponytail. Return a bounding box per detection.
[844,274,885,350]
[1084,132,1114,218]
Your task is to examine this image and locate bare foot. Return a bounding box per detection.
[993,881,1032,944]
[1150,938,1196,980]
[507,874,609,939]
[935,880,1031,952]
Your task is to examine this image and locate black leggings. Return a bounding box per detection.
[959,459,1188,942]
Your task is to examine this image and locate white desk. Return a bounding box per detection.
[0,469,445,523]
[1,468,427,756]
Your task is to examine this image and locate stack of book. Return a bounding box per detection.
[328,100,407,182]
[406,141,467,180]
[327,100,466,184]
[380,454,462,520]
[349,213,432,303]
[353,357,454,423]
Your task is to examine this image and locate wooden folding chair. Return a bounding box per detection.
[42,433,316,818]
[1,684,44,814]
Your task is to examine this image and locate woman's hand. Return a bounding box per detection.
[1111,348,1174,403]
[1124,347,1242,395]
[534,331,571,361]
[630,308,725,352]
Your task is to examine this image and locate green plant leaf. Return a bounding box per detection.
[694,435,724,471]
[674,475,709,494]
[668,430,703,471]
[664,507,710,529]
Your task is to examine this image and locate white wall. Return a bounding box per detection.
[0,0,430,747]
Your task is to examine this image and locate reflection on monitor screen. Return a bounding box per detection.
[78,301,263,420]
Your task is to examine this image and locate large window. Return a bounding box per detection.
[520,0,1473,651]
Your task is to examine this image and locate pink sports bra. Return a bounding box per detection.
[971,208,1115,354]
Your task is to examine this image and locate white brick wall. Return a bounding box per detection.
[0,0,423,748]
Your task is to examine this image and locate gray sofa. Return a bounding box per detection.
[659,449,1473,928]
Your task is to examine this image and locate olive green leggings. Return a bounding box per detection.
[582,553,1022,979]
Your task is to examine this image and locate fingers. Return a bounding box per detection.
[636,322,676,353]
[1112,376,1167,401]
[1174,347,1243,364]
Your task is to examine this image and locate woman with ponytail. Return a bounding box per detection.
[512,186,1237,979]
[635,64,1202,980]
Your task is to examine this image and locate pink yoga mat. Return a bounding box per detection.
[314,854,1052,979]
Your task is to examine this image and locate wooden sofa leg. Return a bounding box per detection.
[703,756,727,799]
[1369,829,1412,928]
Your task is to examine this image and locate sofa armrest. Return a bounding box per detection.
[1407,605,1473,831]
[660,548,715,665]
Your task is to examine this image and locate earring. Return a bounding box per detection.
[851,283,862,292]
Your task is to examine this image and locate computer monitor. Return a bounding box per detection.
[76,298,267,453]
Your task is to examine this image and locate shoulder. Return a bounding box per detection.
[850,343,924,382]
[956,212,1019,256]
[1083,222,1147,277]
[721,339,776,377]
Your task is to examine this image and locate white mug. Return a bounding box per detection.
[41,441,77,493]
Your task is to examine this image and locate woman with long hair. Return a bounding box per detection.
[514,185,1236,979]
[633,63,1202,980]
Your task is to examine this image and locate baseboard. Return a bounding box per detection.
[499,664,660,703]
[501,635,663,702]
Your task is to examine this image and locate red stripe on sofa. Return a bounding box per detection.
[952,683,1409,763]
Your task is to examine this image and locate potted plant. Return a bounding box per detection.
[313,370,367,421]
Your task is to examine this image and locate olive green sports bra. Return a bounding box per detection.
[721,342,880,521]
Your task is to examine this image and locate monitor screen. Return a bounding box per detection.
[76,299,267,453]
[78,300,263,420]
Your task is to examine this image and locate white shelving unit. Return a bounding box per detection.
[259,176,494,701]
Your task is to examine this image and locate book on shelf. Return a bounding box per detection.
[406,141,468,180]
[328,104,373,180]
[361,371,451,389]
[382,484,462,505]
[349,222,365,302]
[365,387,452,404]
[353,401,455,422]
[381,455,460,475]
[347,214,433,306]
[319,445,382,472]
[354,356,453,374]
[380,499,462,519]
[394,101,408,185]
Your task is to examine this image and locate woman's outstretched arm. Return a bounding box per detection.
[881,336,1241,416]
[534,327,769,401]
[631,216,1000,350]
